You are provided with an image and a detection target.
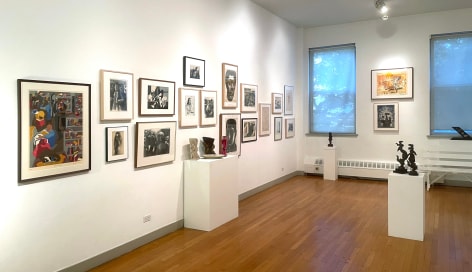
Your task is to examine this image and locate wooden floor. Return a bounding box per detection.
[91,175,472,272]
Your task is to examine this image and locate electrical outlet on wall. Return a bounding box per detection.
[143,214,151,223]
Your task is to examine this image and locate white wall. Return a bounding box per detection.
[0,0,300,271]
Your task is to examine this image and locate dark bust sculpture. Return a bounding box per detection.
[202,137,216,154]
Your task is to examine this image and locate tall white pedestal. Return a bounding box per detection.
[323,146,338,180]
[183,156,238,231]
[388,172,425,241]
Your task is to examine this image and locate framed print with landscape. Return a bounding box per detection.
[183,56,205,87]
[373,102,399,131]
[222,63,238,109]
[240,83,257,112]
[200,90,217,126]
[106,126,128,162]
[272,93,283,114]
[259,103,271,136]
[371,67,413,100]
[138,78,175,116]
[285,118,295,138]
[100,70,133,121]
[135,121,176,168]
[274,117,283,141]
[284,85,294,115]
[18,79,91,183]
[179,88,200,128]
[219,114,241,156]
[242,118,257,143]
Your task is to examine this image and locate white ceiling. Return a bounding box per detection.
[251,0,472,28]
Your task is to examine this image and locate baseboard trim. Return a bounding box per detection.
[238,171,303,200]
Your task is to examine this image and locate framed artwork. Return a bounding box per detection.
[100,70,133,121]
[284,85,294,115]
[285,118,295,138]
[240,83,258,112]
[18,79,91,183]
[179,88,200,128]
[373,102,399,131]
[272,93,283,114]
[183,56,205,87]
[242,118,257,143]
[135,121,176,168]
[274,117,283,141]
[138,78,175,116]
[106,126,128,162]
[371,67,414,100]
[219,114,241,155]
[200,90,217,126]
[259,103,271,136]
[222,63,238,109]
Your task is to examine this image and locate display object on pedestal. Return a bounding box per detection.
[328,132,333,147]
[189,138,199,160]
[393,140,419,176]
[202,137,216,154]
[221,136,227,156]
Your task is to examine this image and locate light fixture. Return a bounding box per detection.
[375,0,389,20]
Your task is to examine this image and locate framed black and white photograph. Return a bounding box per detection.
[106,126,128,162]
[274,117,283,141]
[179,88,200,128]
[138,78,175,116]
[183,56,205,87]
[285,118,295,138]
[373,102,399,131]
[135,121,176,168]
[371,67,413,100]
[200,90,217,126]
[222,63,238,109]
[272,93,283,114]
[284,85,294,115]
[219,114,241,156]
[100,70,133,121]
[242,118,257,143]
[259,103,271,136]
[240,83,258,113]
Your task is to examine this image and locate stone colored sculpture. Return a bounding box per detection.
[202,137,216,154]
[189,138,199,160]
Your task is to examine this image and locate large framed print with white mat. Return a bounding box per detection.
[100,70,133,121]
[135,121,176,168]
[138,78,175,116]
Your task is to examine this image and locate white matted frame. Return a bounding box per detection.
[179,88,200,128]
[373,102,399,131]
[100,70,133,121]
[222,63,238,109]
[138,78,175,116]
[274,117,283,141]
[135,121,176,168]
[106,126,128,162]
[371,67,413,100]
[240,83,258,112]
[259,103,271,136]
[285,118,295,138]
[183,56,205,87]
[284,85,294,115]
[272,93,283,114]
[200,90,217,126]
[219,114,241,156]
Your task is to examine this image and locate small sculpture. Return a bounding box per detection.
[221,136,227,156]
[407,144,418,176]
[393,140,408,174]
[189,138,199,160]
[202,137,216,154]
[328,132,333,147]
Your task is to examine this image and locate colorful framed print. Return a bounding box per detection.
[240,83,258,113]
[284,85,294,115]
[219,114,241,155]
[179,88,200,128]
[274,117,283,141]
[135,121,176,168]
[272,93,283,114]
[106,126,128,162]
[373,102,399,131]
[242,118,257,143]
[18,79,91,183]
[183,56,205,87]
[258,103,271,136]
[138,78,175,116]
[222,63,238,109]
[371,67,413,100]
[285,118,295,138]
[100,70,133,121]
[200,90,217,126]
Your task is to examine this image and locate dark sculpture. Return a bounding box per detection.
[407,144,418,176]
[202,137,216,154]
[221,136,227,156]
[393,140,408,174]
[328,132,333,147]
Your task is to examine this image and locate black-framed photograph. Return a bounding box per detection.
[106,126,128,162]
[371,67,413,100]
[18,79,91,183]
[200,90,217,126]
[222,63,238,109]
[284,85,294,115]
[100,69,133,121]
[272,93,283,114]
[138,78,175,116]
[240,83,257,113]
[135,121,176,168]
[285,118,295,138]
[179,88,200,128]
[274,117,283,141]
[373,102,399,131]
[242,118,257,143]
[219,114,241,156]
[183,56,205,87]
[259,103,271,136]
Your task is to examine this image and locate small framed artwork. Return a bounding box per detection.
[138,78,175,116]
[18,79,91,183]
[285,118,295,138]
[200,90,217,126]
[179,88,200,128]
[274,117,283,141]
[272,93,283,114]
[284,85,294,115]
[371,67,413,100]
[219,114,241,155]
[258,103,271,136]
[242,118,257,143]
[373,102,399,131]
[106,126,128,162]
[240,83,258,112]
[183,56,205,87]
[222,63,238,109]
[100,70,133,121]
[135,121,176,168]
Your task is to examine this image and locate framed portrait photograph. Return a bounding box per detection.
[222,63,238,109]
[284,85,294,115]
[272,93,283,114]
[373,102,399,131]
[274,117,283,141]
[242,118,257,143]
[371,67,413,100]
[285,118,295,138]
[18,79,91,183]
[200,90,217,126]
[106,126,128,162]
[179,88,200,128]
[135,121,176,168]
[183,56,205,87]
[138,78,175,116]
[240,83,258,112]
[259,103,271,136]
[219,114,241,156]
[100,70,133,121]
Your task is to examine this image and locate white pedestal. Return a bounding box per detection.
[388,172,425,241]
[323,146,338,180]
[183,155,239,231]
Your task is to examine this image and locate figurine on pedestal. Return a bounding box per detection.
[202,137,216,154]
[221,136,227,156]
[328,132,333,147]
[189,138,199,160]
[393,140,408,174]
[407,144,419,176]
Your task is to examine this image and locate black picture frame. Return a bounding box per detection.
[242,118,257,143]
[183,56,205,87]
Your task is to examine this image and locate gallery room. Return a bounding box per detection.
[1,0,472,271]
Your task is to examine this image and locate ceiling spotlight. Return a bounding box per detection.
[375,0,389,14]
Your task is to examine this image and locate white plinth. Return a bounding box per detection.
[323,146,338,180]
[388,172,425,241]
[183,155,239,231]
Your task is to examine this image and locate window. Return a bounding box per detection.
[430,32,472,135]
[309,44,356,134]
